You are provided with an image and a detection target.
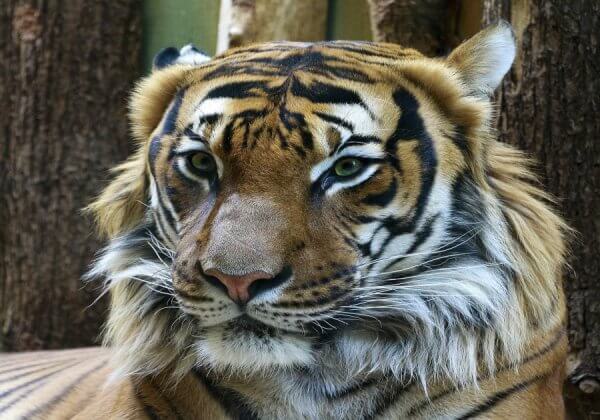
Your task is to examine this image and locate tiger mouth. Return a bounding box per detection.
[227,314,278,334]
[174,264,358,335]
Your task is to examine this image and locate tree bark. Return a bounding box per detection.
[216,0,328,53]
[482,0,600,417]
[367,0,451,55]
[0,1,141,351]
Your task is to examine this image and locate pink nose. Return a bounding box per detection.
[204,269,272,303]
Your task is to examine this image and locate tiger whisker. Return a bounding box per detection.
[360,262,504,282]
[357,227,482,269]
[361,251,477,279]
[130,276,176,297]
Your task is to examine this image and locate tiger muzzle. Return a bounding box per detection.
[195,194,290,303]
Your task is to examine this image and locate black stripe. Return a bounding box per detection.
[275,127,289,149]
[233,49,374,83]
[156,185,178,234]
[135,387,161,420]
[394,91,437,224]
[0,357,75,376]
[314,65,375,83]
[240,122,251,149]
[231,109,269,121]
[192,369,259,420]
[372,89,437,259]
[452,125,470,155]
[0,360,82,410]
[241,50,325,71]
[132,381,168,420]
[380,213,439,273]
[159,392,185,420]
[0,381,43,414]
[148,87,187,173]
[221,120,235,153]
[290,78,373,117]
[198,113,222,126]
[0,375,63,414]
[149,88,186,171]
[21,360,108,418]
[0,360,73,384]
[362,177,397,207]
[153,207,176,246]
[149,135,162,168]
[201,63,282,81]
[335,135,381,154]
[162,88,186,136]
[181,127,208,145]
[324,44,408,59]
[406,329,566,417]
[325,377,379,401]
[522,329,565,365]
[145,381,186,420]
[204,81,266,100]
[457,374,545,419]
[314,111,354,131]
[365,381,410,419]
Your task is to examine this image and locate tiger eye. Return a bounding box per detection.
[334,157,363,177]
[188,152,216,174]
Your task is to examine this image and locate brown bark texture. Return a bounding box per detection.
[482,0,600,417]
[217,0,328,53]
[0,1,141,351]
[367,0,451,55]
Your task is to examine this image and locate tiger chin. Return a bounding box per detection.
[0,22,570,419]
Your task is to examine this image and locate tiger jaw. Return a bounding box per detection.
[193,316,316,371]
[174,272,321,371]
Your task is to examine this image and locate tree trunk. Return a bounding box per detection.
[367,0,450,55]
[216,0,328,53]
[0,1,141,351]
[482,1,600,417]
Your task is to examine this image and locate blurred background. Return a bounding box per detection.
[1,0,598,417]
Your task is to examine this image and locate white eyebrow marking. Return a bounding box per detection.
[174,136,209,155]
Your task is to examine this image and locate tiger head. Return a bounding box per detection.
[89,23,567,385]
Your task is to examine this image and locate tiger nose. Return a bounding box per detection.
[204,269,273,304]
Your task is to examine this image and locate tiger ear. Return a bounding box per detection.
[130,44,211,142]
[87,46,210,238]
[153,44,211,71]
[447,21,516,96]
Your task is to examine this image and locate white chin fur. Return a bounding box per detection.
[194,324,314,373]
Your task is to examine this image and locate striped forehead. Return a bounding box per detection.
[174,81,397,158]
[152,42,447,170]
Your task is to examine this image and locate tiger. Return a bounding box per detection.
[0,21,569,419]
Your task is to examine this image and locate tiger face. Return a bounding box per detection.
[153,44,475,366]
[91,23,564,383]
